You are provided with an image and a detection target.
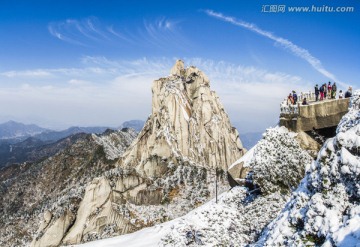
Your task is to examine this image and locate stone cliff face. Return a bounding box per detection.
[0,129,136,247]
[280,98,350,132]
[123,60,244,173]
[34,60,244,246]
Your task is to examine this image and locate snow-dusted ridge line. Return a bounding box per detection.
[72,125,313,246]
[69,187,248,247]
[257,91,360,246]
[92,128,137,160]
[71,92,359,247]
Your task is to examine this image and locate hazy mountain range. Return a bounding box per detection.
[0,121,49,141]
[0,120,145,169]
[0,120,145,141]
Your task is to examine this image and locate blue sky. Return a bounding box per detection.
[0,0,359,132]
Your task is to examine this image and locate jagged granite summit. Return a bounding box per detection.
[32,60,244,246]
[123,59,244,173]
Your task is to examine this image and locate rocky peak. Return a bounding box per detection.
[170,59,184,76]
[124,60,243,175]
[32,61,244,246]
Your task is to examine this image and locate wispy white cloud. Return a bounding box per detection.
[135,17,188,49]
[48,17,106,46]
[48,16,187,49]
[106,26,134,44]
[48,23,86,46]
[1,69,53,78]
[204,10,340,83]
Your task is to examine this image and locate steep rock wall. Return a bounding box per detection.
[34,60,244,246]
[280,98,350,132]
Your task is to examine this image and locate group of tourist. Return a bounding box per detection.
[287,90,311,106]
[315,83,353,101]
[287,82,353,106]
[315,82,338,101]
[287,91,298,105]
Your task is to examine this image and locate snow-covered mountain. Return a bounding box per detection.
[92,129,138,160]
[32,60,244,246]
[75,92,360,247]
[73,126,313,247]
[0,126,116,169]
[0,128,137,246]
[257,92,360,246]
[0,134,86,169]
[3,61,358,247]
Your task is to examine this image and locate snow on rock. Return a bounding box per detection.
[35,60,244,246]
[159,187,288,246]
[73,124,315,247]
[258,92,360,247]
[92,129,137,160]
[72,187,288,247]
[0,128,138,247]
[250,126,313,195]
[229,126,313,195]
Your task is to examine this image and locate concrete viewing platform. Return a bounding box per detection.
[279,98,350,132]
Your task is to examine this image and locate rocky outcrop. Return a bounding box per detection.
[0,129,136,247]
[228,127,313,193]
[92,129,138,160]
[123,60,243,173]
[280,98,350,132]
[31,210,74,247]
[37,60,244,245]
[81,126,314,247]
[295,131,321,158]
[257,93,360,246]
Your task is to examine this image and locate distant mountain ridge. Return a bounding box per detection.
[0,120,143,169]
[0,133,88,169]
[33,126,110,142]
[0,120,49,140]
[0,120,144,144]
[118,120,145,132]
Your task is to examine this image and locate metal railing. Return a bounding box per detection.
[280,91,315,115]
[281,91,353,115]
[298,91,316,102]
[280,100,298,115]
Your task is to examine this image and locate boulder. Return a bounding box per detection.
[31,210,74,247]
[295,131,320,158]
